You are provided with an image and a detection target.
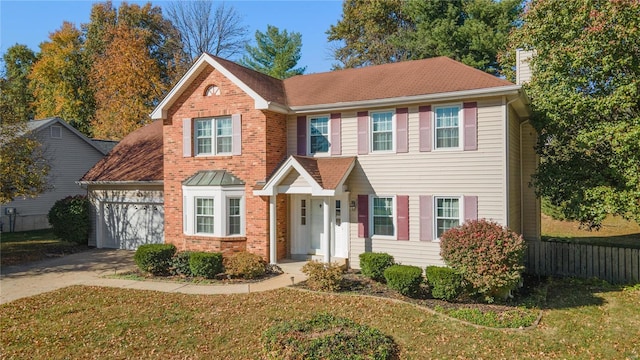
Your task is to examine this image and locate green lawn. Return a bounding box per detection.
[542,214,640,248]
[1,279,639,359]
[0,229,88,267]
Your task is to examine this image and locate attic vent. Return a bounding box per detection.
[205,85,220,96]
[50,126,62,139]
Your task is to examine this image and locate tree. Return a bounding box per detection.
[167,0,248,62]
[403,0,521,75]
[326,0,412,69]
[502,0,640,228]
[240,25,305,79]
[0,44,37,124]
[0,122,50,203]
[28,22,94,136]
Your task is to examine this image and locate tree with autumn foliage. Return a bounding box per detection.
[0,44,37,124]
[28,22,95,136]
[502,0,640,229]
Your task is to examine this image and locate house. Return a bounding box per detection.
[78,120,163,250]
[142,52,539,269]
[1,117,112,232]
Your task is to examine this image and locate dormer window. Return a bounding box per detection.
[205,85,220,96]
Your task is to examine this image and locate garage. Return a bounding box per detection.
[101,201,164,250]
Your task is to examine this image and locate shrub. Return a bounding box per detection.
[223,251,266,279]
[171,251,193,276]
[189,252,223,278]
[134,244,177,275]
[47,195,90,244]
[359,252,395,282]
[383,264,423,297]
[301,261,344,292]
[426,266,465,301]
[440,219,526,302]
[262,313,397,360]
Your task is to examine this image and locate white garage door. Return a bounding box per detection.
[102,202,164,250]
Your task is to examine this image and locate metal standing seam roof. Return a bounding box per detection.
[182,170,245,186]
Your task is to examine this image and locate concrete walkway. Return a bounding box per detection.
[0,249,307,305]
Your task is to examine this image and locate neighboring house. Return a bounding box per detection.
[78,120,164,250]
[1,117,110,232]
[146,53,538,269]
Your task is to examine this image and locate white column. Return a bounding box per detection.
[269,195,277,264]
[323,196,331,263]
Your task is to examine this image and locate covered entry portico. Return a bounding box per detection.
[254,156,356,264]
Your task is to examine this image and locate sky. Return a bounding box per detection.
[0,0,344,74]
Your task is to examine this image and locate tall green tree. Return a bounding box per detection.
[240,25,305,79]
[0,45,37,124]
[28,22,94,136]
[503,0,640,228]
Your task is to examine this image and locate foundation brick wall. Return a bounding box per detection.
[163,66,288,261]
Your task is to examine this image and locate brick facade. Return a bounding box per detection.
[163,66,288,261]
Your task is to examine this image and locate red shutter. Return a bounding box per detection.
[464,195,478,222]
[358,195,369,238]
[419,106,432,152]
[232,113,241,155]
[357,111,369,155]
[396,108,408,153]
[331,113,341,155]
[297,116,307,155]
[182,118,192,157]
[397,195,409,240]
[419,195,433,241]
[463,102,477,151]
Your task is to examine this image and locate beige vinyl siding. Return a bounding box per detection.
[508,107,522,234]
[281,169,310,188]
[2,124,105,231]
[521,121,541,240]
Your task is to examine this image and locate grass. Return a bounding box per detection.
[542,214,640,248]
[0,229,88,267]
[1,278,638,359]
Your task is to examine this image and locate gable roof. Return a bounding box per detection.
[80,120,163,183]
[151,53,523,119]
[26,117,109,155]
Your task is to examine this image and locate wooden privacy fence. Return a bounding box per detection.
[525,240,640,284]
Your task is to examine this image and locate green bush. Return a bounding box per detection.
[359,252,395,282]
[171,251,193,276]
[134,244,177,275]
[47,195,90,244]
[223,251,266,279]
[262,313,397,360]
[383,264,424,297]
[189,252,223,278]
[301,261,344,292]
[440,219,526,302]
[426,266,465,301]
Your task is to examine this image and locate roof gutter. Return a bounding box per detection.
[76,180,164,186]
[288,85,523,114]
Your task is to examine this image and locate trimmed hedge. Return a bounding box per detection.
[301,261,344,292]
[223,251,266,279]
[383,264,423,297]
[171,251,193,276]
[359,252,395,282]
[189,252,223,278]
[134,244,177,275]
[426,266,465,301]
[47,195,90,244]
[262,313,397,360]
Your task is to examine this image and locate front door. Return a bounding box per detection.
[310,199,324,254]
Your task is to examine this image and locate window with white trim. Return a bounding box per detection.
[435,197,461,238]
[434,105,462,149]
[309,116,330,154]
[182,186,245,237]
[371,111,394,151]
[372,196,395,236]
[195,116,232,155]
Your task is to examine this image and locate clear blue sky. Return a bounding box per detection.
[0,0,344,74]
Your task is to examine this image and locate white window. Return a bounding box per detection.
[182,186,245,237]
[371,196,395,237]
[205,85,220,96]
[195,116,232,155]
[50,126,62,139]
[309,116,330,154]
[371,111,394,151]
[435,197,461,239]
[434,105,462,149]
[300,199,307,225]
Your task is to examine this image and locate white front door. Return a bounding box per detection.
[333,196,349,258]
[310,199,324,254]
